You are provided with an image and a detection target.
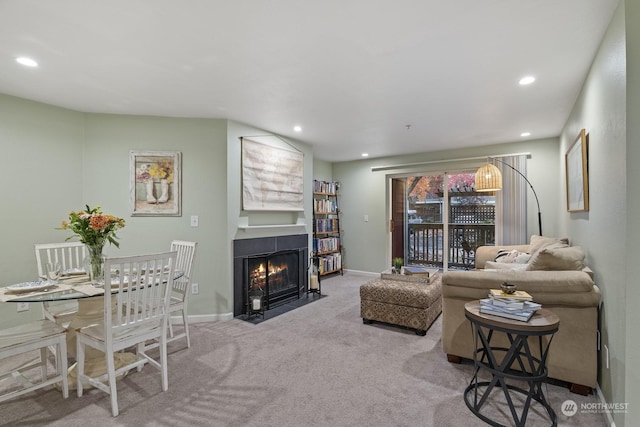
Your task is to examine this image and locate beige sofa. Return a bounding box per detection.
[441,236,601,394]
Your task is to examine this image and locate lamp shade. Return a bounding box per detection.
[475,163,502,192]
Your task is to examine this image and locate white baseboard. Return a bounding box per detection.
[341,268,378,276]
[595,383,617,426]
[169,312,234,324]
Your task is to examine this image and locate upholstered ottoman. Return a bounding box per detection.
[360,274,442,335]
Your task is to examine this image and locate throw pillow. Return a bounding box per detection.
[527,244,585,271]
[529,235,570,258]
[495,249,531,264]
[495,249,520,263]
[515,252,532,264]
[485,261,529,270]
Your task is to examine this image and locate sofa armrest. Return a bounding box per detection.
[475,245,530,269]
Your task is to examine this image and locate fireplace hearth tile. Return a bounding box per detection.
[235,292,326,324]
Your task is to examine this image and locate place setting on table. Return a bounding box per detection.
[0,266,107,304]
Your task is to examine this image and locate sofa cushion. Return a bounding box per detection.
[529,235,570,257]
[527,245,585,271]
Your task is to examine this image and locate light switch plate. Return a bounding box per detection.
[190,215,199,227]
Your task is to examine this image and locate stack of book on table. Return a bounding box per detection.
[402,266,434,277]
[479,289,541,322]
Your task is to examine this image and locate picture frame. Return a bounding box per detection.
[130,151,182,216]
[565,129,589,212]
[241,137,304,211]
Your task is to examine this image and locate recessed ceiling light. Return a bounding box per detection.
[293,125,302,132]
[361,153,369,157]
[16,57,38,67]
[520,132,531,137]
[519,76,535,85]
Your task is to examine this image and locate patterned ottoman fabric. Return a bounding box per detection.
[360,274,442,336]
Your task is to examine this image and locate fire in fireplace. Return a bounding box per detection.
[245,249,301,312]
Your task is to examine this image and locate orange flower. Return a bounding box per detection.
[58,205,125,248]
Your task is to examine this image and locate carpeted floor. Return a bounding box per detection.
[0,272,607,426]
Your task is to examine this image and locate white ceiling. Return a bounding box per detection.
[0,0,619,162]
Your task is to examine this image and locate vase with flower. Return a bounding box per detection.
[148,159,174,204]
[136,163,156,203]
[59,205,125,285]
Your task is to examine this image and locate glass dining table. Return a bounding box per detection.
[1,271,183,388]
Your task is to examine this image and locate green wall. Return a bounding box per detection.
[0,94,84,327]
[557,1,640,424]
[81,113,229,323]
[625,0,640,424]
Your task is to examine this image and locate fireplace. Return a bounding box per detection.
[233,234,308,317]
[245,249,301,311]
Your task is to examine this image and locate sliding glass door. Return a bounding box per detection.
[393,171,496,270]
[446,172,496,269]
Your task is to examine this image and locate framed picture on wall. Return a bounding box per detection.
[130,151,182,216]
[241,137,304,211]
[565,129,589,212]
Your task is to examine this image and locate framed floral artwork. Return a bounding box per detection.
[565,129,589,212]
[130,151,181,216]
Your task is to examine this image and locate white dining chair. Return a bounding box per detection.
[167,240,197,348]
[0,319,69,403]
[76,251,177,417]
[34,242,87,326]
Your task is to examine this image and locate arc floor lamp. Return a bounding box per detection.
[474,158,543,237]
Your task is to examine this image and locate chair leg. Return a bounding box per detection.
[39,347,48,382]
[58,337,69,399]
[136,343,145,372]
[106,352,119,417]
[182,309,190,348]
[76,339,85,397]
[168,316,174,338]
[160,336,168,391]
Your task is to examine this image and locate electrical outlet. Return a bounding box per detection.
[191,283,199,294]
[16,302,29,312]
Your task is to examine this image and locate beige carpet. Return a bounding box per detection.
[0,272,607,426]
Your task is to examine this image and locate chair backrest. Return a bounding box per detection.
[34,242,87,278]
[169,240,197,298]
[103,251,178,343]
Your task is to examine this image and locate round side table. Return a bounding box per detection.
[463,301,560,427]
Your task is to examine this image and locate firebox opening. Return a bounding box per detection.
[245,249,302,313]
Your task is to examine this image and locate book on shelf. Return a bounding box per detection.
[488,289,533,302]
[313,180,340,194]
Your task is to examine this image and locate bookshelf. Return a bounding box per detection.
[312,180,343,277]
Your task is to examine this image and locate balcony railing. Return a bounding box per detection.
[407,223,495,269]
